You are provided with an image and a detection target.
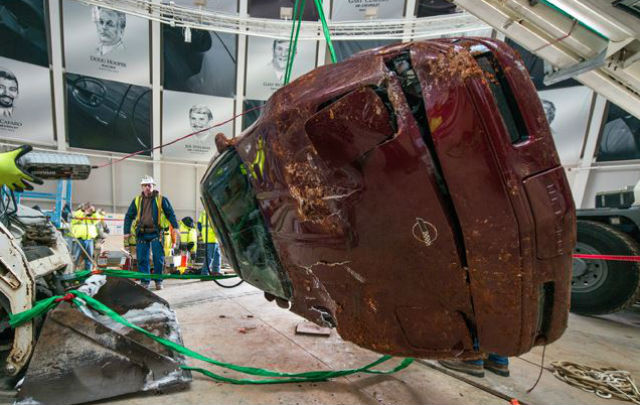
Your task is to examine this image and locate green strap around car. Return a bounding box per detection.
[9,288,413,385]
[71,268,237,281]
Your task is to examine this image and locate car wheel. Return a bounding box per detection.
[571,220,640,315]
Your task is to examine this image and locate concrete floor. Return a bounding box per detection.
[96,278,640,405]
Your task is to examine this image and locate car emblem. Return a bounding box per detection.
[412,217,438,247]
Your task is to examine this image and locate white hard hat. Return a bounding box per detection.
[140,175,156,185]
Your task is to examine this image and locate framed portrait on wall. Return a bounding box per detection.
[245,37,317,100]
[162,90,234,162]
[63,0,150,86]
[0,56,54,145]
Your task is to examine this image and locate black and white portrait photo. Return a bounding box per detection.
[66,73,151,154]
[245,37,317,100]
[542,99,556,126]
[63,0,150,86]
[0,67,18,118]
[92,6,127,57]
[0,56,54,145]
[271,39,290,82]
[189,105,215,134]
[162,90,234,161]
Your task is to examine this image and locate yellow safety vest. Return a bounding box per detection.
[179,221,198,253]
[198,210,217,243]
[163,228,173,257]
[71,209,98,240]
[127,193,167,246]
[131,193,167,233]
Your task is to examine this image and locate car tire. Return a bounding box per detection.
[571,220,640,315]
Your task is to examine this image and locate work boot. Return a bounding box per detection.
[438,359,485,378]
[155,282,163,291]
[484,357,510,377]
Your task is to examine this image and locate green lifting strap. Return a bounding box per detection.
[313,0,337,64]
[8,290,414,384]
[284,0,305,84]
[70,269,238,281]
[284,0,337,85]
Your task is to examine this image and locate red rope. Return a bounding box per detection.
[55,292,76,302]
[532,19,578,53]
[93,105,264,169]
[73,217,124,221]
[573,253,640,262]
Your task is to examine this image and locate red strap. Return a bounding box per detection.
[510,399,520,405]
[75,217,124,221]
[55,293,76,303]
[573,253,640,262]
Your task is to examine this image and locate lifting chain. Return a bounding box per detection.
[550,361,640,404]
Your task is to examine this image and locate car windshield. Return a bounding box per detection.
[201,148,291,299]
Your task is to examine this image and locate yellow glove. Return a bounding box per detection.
[0,145,43,192]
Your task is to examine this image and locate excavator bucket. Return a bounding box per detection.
[16,276,191,405]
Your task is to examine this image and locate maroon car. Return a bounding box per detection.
[201,38,576,358]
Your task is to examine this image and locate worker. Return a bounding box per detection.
[70,203,98,270]
[123,176,179,290]
[160,214,175,259]
[93,208,110,261]
[197,209,221,276]
[439,353,510,378]
[178,216,198,260]
[69,203,85,265]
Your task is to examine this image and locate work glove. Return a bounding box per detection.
[0,145,43,192]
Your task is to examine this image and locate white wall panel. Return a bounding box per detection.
[161,163,197,220]
[114,159,153,211]
[72,156,112,208]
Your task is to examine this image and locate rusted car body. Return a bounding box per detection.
[201,38,576,358]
